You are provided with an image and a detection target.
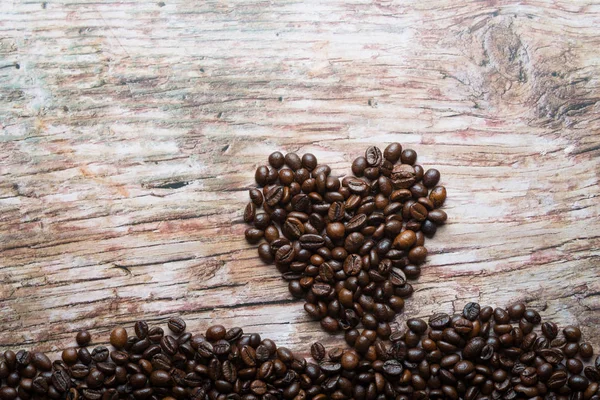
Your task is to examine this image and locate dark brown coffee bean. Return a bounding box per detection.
[275,244,295,265]
[539,348,564,364]
[76,330,92,347]
[422,169,440,188]
[320,316,339,333]
[245,227,264,243]
[568,375,590,391]
[257,242,274,263]
[343,254,362,276]
[51,369,71,392]
[31,352,51,371]
[584,366,600,382]
[167,317,186,335]
[462,302,480,321]
[284,152,302,170]
[383,360,404,376]
[563,326,582,342]
[400,149,417,165]
[384,143,402,163]
[310,343,326,362]
[265,185,284,207]
[429,313,451,329]
[390,164,416,189]
[406,318,428,334]
[90,346,108,362]
[255,166,269,186]
[269,151,285,169]
[328,201,345,222]
[409,202,428,221]
[408,246,427,264]
[365,146,383,167]
[282,217,304,240]
[134,321,148,340]
[253,213,271,230]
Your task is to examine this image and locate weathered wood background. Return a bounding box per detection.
[1,0,599,359]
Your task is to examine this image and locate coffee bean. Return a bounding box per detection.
[257,243,273,263]
[167,317,186,335]
[91,346,109,362]
[255,166,269,186]
[564,326,582,342]
[275,244,295,265]
[30,352,51,371]
[244,203,256,222]
[365,146,383,167]
[383,142,402,163]
[51,369,71,392]
[268,151,285,168]
[76,330,92,347]
[133,321,148,340]
[408,246,427,264]
[422,169,440,188]
[463,302,481,321]
[429,186,447,208]
[343,254,362,276]
[245,227,264,243]
[109,328,128,349]
[390,164,416,189]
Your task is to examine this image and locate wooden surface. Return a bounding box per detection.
[1,0,599,359]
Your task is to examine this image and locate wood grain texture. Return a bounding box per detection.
[1,0,599,359]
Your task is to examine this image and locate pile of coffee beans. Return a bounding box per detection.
[331,302,598,400]
[244,144,447,336]
[1,309,598,400]
[0,318,318,400]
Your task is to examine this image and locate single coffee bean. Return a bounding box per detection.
[110,328,128,349]
[563,326,582,342]
[269,151,285,169]
[365,146,383,167]
[51,369,71,392]
[400,149,417,165]
[422,169,440,188]
[76,330,92,347]
[167,317,186,335]
[255,166,269,186]
[429,186,447,208]
[244,202,256,222]
[245,228,264,243]
[384,143,402,163]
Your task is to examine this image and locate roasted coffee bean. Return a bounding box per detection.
[91,346,109,362]
[76,330,92,347]
[429,186,447,208]
[167,317,185,335]
[384,143,402,163]
[109,328,128,349]
[133,321,148,340]
[365,146,383,167]
[422,169,440,188]
[269,151,285,169]
[51,369,71,392]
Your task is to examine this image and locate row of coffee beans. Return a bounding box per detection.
[1,307,598,400]
[0,318,315,400]
[243,144,447,337]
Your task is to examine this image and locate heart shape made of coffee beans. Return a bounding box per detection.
[243,144,447,339]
